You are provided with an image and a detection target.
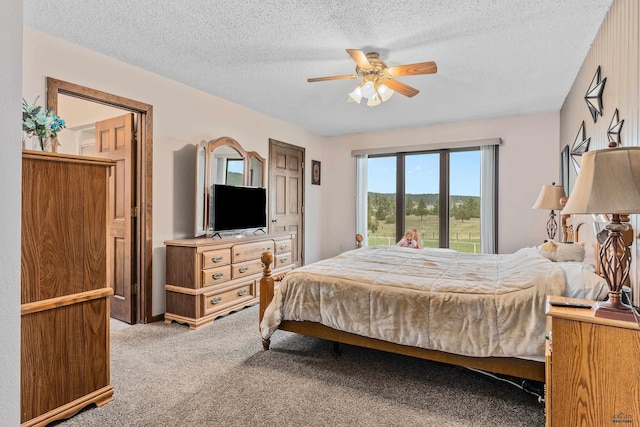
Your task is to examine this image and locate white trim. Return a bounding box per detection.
[480,145,497,254]
[351,138,502,157]
[355,155,368,246]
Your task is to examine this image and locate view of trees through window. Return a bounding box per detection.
[366,150,481,253]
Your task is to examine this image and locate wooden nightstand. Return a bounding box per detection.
[545,296,640,426]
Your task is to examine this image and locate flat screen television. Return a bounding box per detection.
[210,184,267,232]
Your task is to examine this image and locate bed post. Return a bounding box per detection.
[356,233,363,249]
[260,252,275,350]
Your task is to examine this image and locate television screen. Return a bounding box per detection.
[211,184,267,232]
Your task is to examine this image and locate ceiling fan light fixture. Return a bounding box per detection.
[308,49,437,107]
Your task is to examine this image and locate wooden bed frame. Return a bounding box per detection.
[258,250,545,383]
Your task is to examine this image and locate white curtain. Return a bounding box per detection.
[356,155,368,246]
[480,144,498,253]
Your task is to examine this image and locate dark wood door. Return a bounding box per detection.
[269,139,304,266]
[95,113,136,323]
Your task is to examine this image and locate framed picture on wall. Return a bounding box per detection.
[561,145,570,195]
[311,160,321,185]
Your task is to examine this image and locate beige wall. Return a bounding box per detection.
[1,1,22,423]
[323,112,561,257]
[23,28,327,316]
[560,0,639,305]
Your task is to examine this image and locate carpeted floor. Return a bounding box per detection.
[55,306,545,426]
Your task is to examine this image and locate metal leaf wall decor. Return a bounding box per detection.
[570,121,590,174]
[584,66,606,123]
[607,108,624,147]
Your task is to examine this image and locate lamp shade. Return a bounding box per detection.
[561,147,640,215]
[378,84,394,102]
[348,85,363,103]
[532,184,566,210]
[361,81,376,98]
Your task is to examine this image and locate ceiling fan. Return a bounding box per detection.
[307,49,437,106]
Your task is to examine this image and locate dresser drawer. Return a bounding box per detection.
[274,239,293,254]
[202,282,255,315]
[233,240,274,263]
[201,248,231,269]
[231,259,264,279]
[275,252,292,267]
[201,265,231,287]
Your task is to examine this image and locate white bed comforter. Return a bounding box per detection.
[260,246,568,361]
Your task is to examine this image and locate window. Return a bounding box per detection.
[405,153,439,248]
[366,157,396,245]
[449,150,481,253]
[358,146,496,254]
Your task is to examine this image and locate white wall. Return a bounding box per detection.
[23,28,327,316]
[323,112,561,256]
[0,1,23,423]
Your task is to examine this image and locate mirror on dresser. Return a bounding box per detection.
[194,136,266,237]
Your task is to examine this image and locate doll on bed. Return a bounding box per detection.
[397,228,420,249]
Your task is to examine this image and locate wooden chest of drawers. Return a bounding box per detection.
[21,152,115,426]
[164,232,295,329]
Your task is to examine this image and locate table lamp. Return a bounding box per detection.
[532,182,566,240]
[561,147,640,321]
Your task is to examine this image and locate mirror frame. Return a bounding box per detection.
[194,136,266,237]
[247,151,266,188]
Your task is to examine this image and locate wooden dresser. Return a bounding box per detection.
[545,296,640,427]
[164,232,295,329]
[21,151,115,426]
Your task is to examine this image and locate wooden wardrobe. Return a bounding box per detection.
[21,151,115,426]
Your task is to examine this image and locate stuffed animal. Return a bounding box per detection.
[398,228,420,249]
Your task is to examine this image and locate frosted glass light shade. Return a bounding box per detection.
[348,86,363,103]
[366,94,381,107]
[378,84,394,102]
[361,81,376,98]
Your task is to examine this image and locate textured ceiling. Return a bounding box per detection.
[23,0,613,137]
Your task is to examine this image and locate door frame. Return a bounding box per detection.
[46,77,157,324]
[268,138,305,266]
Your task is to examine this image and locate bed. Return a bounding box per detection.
[258,239,608,383]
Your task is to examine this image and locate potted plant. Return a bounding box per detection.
[22,96,66,151]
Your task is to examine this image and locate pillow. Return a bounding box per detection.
[538,240,585,262]
[556,262,608,300]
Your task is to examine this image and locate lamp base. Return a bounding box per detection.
[594,300,637,322]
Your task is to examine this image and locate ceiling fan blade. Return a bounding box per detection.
[307,74,358,82]
[387,61,438,77]
[383,79,420,97]
[346,49,372,69]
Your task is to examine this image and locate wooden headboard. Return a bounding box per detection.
[561,213,584,243]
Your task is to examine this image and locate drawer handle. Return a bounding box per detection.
[212,272,224,280]
[211,256,224,263]
[210,297,222,305]
[279,258,288,264]
[279,245,288,250]
[237,289,247,297]
[239,267,249,273]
